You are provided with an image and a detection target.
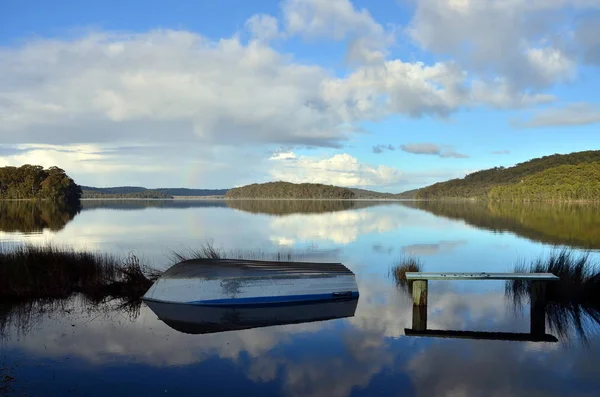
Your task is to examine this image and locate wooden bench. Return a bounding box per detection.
[404,272,560,341]
[405,272,559,306]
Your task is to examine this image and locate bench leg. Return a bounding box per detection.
[412,280,428,306]
[412,304,427,331]
[530,281,547,336]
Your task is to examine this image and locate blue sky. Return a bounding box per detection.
[1,0,599,190]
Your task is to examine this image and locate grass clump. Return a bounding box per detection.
[390,256,422,293]
[170,241,330,263]
[0,244,160,301]
[506,248,600,341]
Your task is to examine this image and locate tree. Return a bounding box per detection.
[0,165,82,204]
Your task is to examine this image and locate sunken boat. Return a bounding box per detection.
[142,259,359,306]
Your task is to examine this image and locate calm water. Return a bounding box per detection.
[1,200,599,396]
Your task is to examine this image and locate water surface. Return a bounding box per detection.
[1,200,599,396]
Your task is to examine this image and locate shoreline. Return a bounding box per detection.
[79,197,416,202]
[3,198,599,203]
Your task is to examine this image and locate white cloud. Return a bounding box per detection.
[514,102,600,128]
[282,0,392,64]
[0,29,494,155]
[407,0,584,90]
[269,152,403,187]
[246,14,284,42]
[470,79,556,108]
[0,31,348,148]
[283,0,382,40]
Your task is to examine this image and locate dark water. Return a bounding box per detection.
[1,200,600,396]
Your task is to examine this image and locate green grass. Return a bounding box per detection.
[0,243,160,301]
[506,249,600,341]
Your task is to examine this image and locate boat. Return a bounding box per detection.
[142,259,359,306]
[144,298,359,334]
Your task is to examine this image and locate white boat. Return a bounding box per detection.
[144,298,359,334]
[142,259,359,306]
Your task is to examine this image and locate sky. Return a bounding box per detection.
[0,0,599,191]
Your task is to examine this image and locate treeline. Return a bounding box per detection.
[80,186,229,197]
[416,150,600,200]
[489,162,600,202]
[0,165,81,204]
[225,182,356,199]
[348,188,401,199]
[81,189,172,199]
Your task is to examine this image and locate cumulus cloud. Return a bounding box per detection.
[282,0,392,64]
[399,143,468,158]
[0,31,350,148]
[406,0,586,90]
[372,144,395,154]
[246,14,284,42]
[514,103,600,128]
[269,151,403,187]
[0,29,510,153]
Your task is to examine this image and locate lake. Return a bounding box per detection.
[1,199,599,396]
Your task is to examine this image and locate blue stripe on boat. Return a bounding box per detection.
[187,291,359,307]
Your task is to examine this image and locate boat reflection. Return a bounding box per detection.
[144,298,359,334]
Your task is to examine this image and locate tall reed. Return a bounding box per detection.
[506,249,600,341]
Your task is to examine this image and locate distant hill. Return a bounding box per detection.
[348,188,400,199]
[81,188,172,199]
[224,182,412,200]
[80,186,229,199]
[225,182,355,199]
[155,188,229,196]
[414,150,600,201]
[396,188,420,199]
[489,161,600,202]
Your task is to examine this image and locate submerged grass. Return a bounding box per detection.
[506,249,600,341]
[390,256,422,294]
[0,243,161,301]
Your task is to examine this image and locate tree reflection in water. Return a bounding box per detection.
[0,200,80,233]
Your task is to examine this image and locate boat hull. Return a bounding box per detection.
[143,259,359,306]
[144,297,359,334]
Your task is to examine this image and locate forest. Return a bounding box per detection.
[80,186,229,198]
[488,162,600,201]
[81,189,172,199]
[415,150,600,201]
[225,181,356,199]
[0,165,81,204]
